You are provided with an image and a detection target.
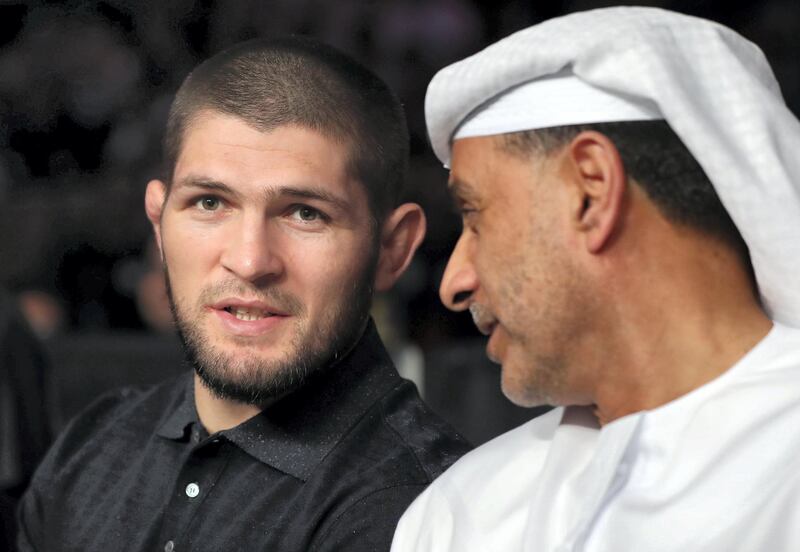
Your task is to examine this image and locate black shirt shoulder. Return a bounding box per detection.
[16,376,188,551]
[309,380,471,551]
[380,381,471,482]
[36,375,186,478]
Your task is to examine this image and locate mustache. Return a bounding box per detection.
[469,302,493,327]
[198,280,305,316]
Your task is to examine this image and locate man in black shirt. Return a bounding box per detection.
[17,38,470,551]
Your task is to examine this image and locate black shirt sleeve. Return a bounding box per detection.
[14,482,43,552]
[15,389,132,552]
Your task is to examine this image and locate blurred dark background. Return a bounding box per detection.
[1,0,799,446]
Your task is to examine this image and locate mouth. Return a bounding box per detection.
[469,303,498,336]
[468,303,504,362]
[208,298,292,336]
[222,305,282,321]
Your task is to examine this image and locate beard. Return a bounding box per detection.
[165,253,377,407]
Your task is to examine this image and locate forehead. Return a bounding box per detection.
[447,133,560,212]
[173,111,361,199]
[449,134,522,193]
[450,134,495,178]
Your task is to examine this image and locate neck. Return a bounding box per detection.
[580,225,772,425]
[194,373,263,433]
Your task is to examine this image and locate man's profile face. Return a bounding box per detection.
[440,135,592,407]
[150,111,377,404]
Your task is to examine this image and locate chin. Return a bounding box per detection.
[501,380,542,408]
[503,390,551,408]
[500,368,555,408]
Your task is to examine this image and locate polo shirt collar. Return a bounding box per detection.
[156,373,198,441]
[156,319,401,481]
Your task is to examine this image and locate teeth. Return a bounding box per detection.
[231,307,271,321]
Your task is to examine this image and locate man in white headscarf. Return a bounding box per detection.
[391,7,800,551]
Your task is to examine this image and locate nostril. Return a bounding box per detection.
[453,290,472,304]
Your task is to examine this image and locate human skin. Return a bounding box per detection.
[145,110,426,431]
[438,132,772,422]
[439,134,593,407]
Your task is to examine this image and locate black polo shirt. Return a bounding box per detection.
[17,322,471,551]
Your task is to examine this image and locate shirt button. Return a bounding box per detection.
[164,540,175,552]
[185,482,200,498]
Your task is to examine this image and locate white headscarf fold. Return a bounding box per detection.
[425,7,800,327]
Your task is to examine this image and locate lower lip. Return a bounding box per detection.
[211,308,289,337]
[486,328,503,363]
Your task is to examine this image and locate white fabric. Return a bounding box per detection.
[454,70,661,141]
[392,323,800,551]
[425,7,800,328]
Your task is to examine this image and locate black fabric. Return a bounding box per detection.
[0,290,53,552]
[425,339,551,445]
[17,321,471,551]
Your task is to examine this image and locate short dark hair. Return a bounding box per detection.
[502,120,748,258]
[163,37,409,225]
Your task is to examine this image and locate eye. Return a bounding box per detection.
[298,206,318,221]
[290,205,325,223]
[460,207,478,222]
[461,208,479,234]
[196,196,221,211]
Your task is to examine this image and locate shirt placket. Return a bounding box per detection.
[158,431,233,552]
[565,415,643,552]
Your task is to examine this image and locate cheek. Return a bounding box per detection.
[286,234,372,297]
[474,232,521,300]
[161,224,220,290]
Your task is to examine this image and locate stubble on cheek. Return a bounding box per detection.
[163,244,378,405]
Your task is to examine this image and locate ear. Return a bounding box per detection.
[144,179,167,257]
[374,203,427,292]
[565,131,627,253]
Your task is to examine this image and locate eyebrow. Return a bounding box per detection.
[174,177,240,198]
[174,176,351,211]
[447,176,480,203]
[273,185,350,212]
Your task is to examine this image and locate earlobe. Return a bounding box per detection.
[144,179,167,255]
[567,131,627,254]
[374,203,427,292]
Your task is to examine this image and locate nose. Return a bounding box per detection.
[220,214,285,284]
[439,232,479,312]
